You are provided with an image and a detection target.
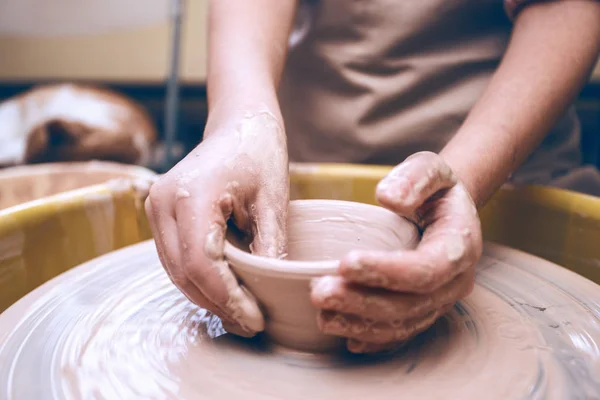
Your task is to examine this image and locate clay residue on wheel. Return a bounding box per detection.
[1,241,600,399]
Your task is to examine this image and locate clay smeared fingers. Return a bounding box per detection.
[339,247,466,294]
[346,303,456,354]
[318,305,451,345]
[144,195,233,320]
[174,196,231,306]
[248,193,288,258]
[416,183,481,248]
[174,186,265,334]
[172,180,240,306]
[144,196,173,272]
[311,273,473,321]
[134,203,248,336]
[173,274,232,320]
[364,153,482,296]
[311,276,435,320]
[339,202,479,295]
[145,194,191,292]
[375,151,457,217]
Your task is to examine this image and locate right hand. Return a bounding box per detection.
[145,108,289,337]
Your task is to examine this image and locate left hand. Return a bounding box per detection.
[310,151,483,354]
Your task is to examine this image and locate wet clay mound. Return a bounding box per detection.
[1,240,600,399]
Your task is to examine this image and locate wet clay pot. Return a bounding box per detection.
[224,199,420,353]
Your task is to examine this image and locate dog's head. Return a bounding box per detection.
[25,118,150,165]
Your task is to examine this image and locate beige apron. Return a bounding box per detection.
[279,0,599,195]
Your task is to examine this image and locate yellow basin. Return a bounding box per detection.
[0,161,156,210]
[289,163,600,284]
[0,161,156,312]
[1,162,599,313]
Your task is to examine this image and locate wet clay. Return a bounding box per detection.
[225,199,420,352]
[2,240,600,398]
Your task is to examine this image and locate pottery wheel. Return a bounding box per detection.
[1,241,600,399]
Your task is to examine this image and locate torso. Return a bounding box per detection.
[279,0,582,185]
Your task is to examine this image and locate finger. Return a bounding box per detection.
[145,196,172,272]
[221,318,259,338]
[339,248,466,294]
[249,194,288,258]
[311,276,435,321]
[145,193,227,317]
[145,192,188,290]
[339,188,481,294]
[347,303,455,354]
[318,304,451,344]
[375,151,457,219]
[175,185,264,334]
[311,272,474,321]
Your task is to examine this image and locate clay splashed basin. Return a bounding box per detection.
[225,199,420,352]
[0,161,156,210]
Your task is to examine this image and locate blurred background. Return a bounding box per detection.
[0,0,599,172]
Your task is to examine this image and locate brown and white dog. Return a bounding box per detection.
[0,83,157,167]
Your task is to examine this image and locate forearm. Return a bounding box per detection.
[440,0,600,207]
[207,0,297,123]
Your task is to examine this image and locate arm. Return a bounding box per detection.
[206,0,298,128]
[146,1,298,338]
[440,0,600,207]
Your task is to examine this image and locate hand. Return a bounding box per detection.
[145,108,289,337]
[310,152,482,353]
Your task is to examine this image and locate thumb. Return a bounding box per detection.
[249,196,288,259]
[376,152,457,222]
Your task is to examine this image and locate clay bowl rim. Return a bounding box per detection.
[224,199,418,279]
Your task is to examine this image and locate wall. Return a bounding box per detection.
[0,0,208,83]
[0,0,598,169]
[0,1,599,83]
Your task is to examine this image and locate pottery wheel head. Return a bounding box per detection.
[2,240,600,399]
